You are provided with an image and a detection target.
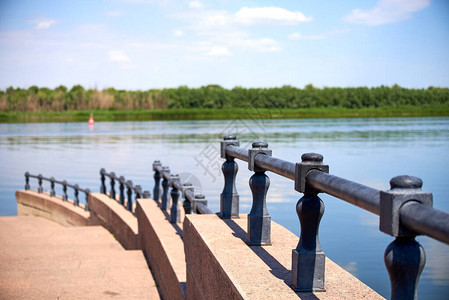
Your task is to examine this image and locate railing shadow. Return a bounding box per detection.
[224,219,319,300]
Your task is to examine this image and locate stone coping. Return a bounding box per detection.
[184,214,384,300]
[136,198,186,300]
[88,193,139,250]
[16,190,91,227]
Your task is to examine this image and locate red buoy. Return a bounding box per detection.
[88,113,94,126]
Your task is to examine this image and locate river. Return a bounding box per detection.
[1,116,448,299]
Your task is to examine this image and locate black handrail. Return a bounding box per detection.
[153,161,214,220]
[100,168,150,213]
[24,172,90,211]
[220,135,449,299]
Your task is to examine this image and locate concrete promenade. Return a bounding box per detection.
[0,215,160,299]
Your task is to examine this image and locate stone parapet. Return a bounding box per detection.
[16,190,91,227]
[184,214,384,300]
[136,198,186,300]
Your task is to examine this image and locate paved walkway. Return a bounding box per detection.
[0,216,160,299]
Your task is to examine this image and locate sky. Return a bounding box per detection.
[0,0,448,90]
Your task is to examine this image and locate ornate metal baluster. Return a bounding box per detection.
[380,175,432,300]
[74,184,80,207]
[62,180,68,201]
[84,189,90,211]
[161,166,170,210]
[100,168,107,194]
[220,135,240,219]
[37,174,43,193]
[247,142,272,246]
[143,190,151,199]
[170,174,181,223]
[50,177,56,197]
[182,182,194,215]
[126,180,133,212]
[135,185,142,202]
[25,172,30,190]
[119,176,125,206]
[292,153,329,292]
[110,172,116,199]
[153,160,162,203]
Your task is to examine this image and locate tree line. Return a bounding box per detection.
[0,84,448,112]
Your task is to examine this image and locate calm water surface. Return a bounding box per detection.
[1,117,448,299]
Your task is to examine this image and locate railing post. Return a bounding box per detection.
[74,184,80,207]
[126,180,133,212]
[50,177,56,197]
[220,135,240,219]
[119,176,125,206]
[100,168,107,194]
[170,174,181,223]
[380,175,432,300]
[84,189,90,211]
[153,160,162,203]
[110,172,116,199]
[143,190,151,199]
[182,183,194,215]
[194,194,207,214]
[247,141,272,245]
[37,174,43,193]
[62,180,68,201]
[292,153,329,292]
[161,166,170,210]
[135,185,142,202]
[25,172,30,190]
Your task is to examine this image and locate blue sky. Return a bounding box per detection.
[0,0,448,90]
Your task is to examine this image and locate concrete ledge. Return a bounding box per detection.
[184,214,384,300]
[136,198,186,300]
[16,190,91,227]
[88,193,139,250]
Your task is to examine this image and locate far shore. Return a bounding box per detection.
[1,106,448,123]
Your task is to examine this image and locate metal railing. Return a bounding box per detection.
[219,134,449,299]
[100,168,151,213]
[152,160,213,223]
[24,172,90,210]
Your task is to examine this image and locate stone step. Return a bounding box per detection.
[0,216,160,299]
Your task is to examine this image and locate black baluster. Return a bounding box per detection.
[50,177,56,197]
[74,184,80,207]
[100,168,107,194]
[37,174,43,193]
[135,185,142,202]
[380,175,432,300]
[126,180,133,212]
[153,160,162,203]
[220,135,240,219]
[292,153,328,292]
[25,172,30,190]
[62,180,68,201]
[182,182,194,215]
[110,172,116,199]
[119,176,125,206]
[84,188,90,211]
[161,166,170,210]
[247,142,272,245]
[170,174,181,223]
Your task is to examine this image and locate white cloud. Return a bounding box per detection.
[288,32,325,40]
[33,20,56,30]
[173,29,184,36]
[189,1,203,9]
[207,46,232,56]
[108,50,131,62]
[343,0,430,26]
[234,7,312,25]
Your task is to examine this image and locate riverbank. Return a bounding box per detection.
[1,105,448,123]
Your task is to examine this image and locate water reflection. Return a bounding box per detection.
[0,117,448,299]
